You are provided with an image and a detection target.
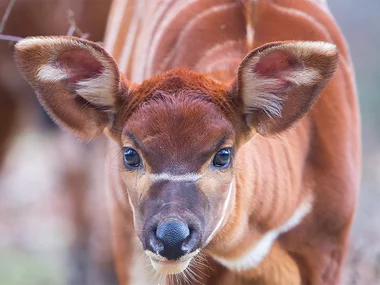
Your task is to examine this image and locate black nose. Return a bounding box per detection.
[151,220,194,260]
[157,220,189,244]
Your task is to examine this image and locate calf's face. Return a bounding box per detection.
[14,36,338,275]
[118,77,238,273]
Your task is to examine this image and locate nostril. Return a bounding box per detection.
[156,220,190,247]
[149,226,164,254]
[181,227,199,253]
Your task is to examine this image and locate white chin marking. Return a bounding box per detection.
[145,250,199,275]
[150,258,192,275]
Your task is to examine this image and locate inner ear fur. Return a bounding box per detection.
[14,36,126,140]
[234,41,339,135]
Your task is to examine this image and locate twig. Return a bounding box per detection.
[67,10,90,39]
[66,24,76,37]
[0,0,17,34]
[0,5,102,46]
[0,34,22,42]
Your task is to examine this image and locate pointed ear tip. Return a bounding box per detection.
[14,36,80,51]
[286,41,338,55]
[322,43,339,70]
[13,37,47,65]
[314,42,339,60]
[14,41,28,56]
[320,42,339,57]
[14,36,48,51]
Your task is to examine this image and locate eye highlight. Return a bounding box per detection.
[212,148,232,169]
[123,147,141,170]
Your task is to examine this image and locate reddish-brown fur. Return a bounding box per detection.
[14,0,360,284]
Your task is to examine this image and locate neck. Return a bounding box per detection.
[206,116,313,263]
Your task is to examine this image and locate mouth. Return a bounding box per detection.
[145,250,199,275]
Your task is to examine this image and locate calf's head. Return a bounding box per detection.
[14,37,338,274]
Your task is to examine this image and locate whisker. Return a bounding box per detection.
[181,270,191,285]
[183,269,193,285]
[186,265,202,284]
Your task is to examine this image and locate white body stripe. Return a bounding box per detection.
[118,0,142,75]
[146,0,196,77]
[103,0,128,53]
[212,194,313,271]
[246,24,254,48]
[132,0,170,82]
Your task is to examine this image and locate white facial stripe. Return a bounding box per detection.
[212,193,313,271]
[149,172,201,183]
[127,191,138,228]
[205,179,234,244]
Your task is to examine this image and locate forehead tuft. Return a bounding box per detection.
[138,68,225,97]
[124,69,233,138]
[119,69,233,118]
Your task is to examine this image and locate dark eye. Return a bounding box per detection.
[212,148,232,169]
[123,147,141,169]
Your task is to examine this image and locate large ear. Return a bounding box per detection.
[235,41,338,135]
[14,36,126,140]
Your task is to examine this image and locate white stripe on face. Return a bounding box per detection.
[205,179,234,245]
[149,172,201,183]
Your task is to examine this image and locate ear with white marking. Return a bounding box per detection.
[234,41,338,135]
[14,36,126,140]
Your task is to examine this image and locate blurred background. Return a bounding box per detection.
[0,0,379,284]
